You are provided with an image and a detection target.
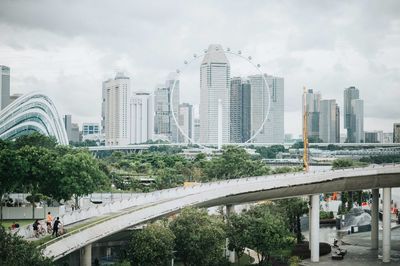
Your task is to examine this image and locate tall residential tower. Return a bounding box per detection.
[103,73,130,146]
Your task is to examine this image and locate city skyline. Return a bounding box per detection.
[0,1,399,136]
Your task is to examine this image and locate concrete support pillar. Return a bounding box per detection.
[80,243,92,266]
[371,189,379,250]
[226,204,236,263]
[310,194,320,263]
[382,188,391,263]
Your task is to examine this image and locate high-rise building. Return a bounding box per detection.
[154,76,180,142]
[230,77,243,143]
[249,74,284,143]
[365,131,383,143]
[82,123,100,136]
[178,103,193,143]
[63,115,80,143]
[344,86,360,142]
[241,80,251,143]
[319,99,340,143]
[63,114,72,141]
[129,92,153,144]
[0,65,11,110]
[335,104,340,143]
[351,99,364,143]
[200,44,230,144]
[103,72,130,146]
[230,77,252,143]
[71,123,81,143]
[394,123,400,143]
[303,89,321,141]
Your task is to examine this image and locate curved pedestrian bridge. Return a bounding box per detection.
[40,164,400,261]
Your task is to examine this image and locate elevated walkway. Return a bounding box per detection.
[39,164,400,261]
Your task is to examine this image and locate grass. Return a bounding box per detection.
[0,219,34,229]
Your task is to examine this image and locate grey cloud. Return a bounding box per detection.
[0,0,399,135]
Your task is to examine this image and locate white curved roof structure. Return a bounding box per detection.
[0,92,68,145]
[40,164,400,260]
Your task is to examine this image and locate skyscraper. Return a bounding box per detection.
[63,114,72,141]
[230,77,243,143]
[0,65,10,110]
[351,99,364,143]
[335,104,340,143]
[200,44,230,144]
[344,86,360,142]
[230,77,251,143]
[154,76,180,142]
[393,123,400,143]
[319,99,340,143]
[129,92,153,144]
[103,72,130,146]
[249,74,284,143]
[303,89,321,141]
[178,103,193,143]
[241,79,251,143]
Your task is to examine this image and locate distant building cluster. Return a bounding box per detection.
[303,86,370,144]
[1,52,398,146]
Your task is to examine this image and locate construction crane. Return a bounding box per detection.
[303,87,309,172]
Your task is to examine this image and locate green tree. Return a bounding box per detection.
[51,151,109,206]
[0,226,53,266]
[245,204,295,265]
[127,223,175,266]
[275,198,308,243]
[170,208,226,266]
[13,132,57,150]
[0,147,24,221]
[17,146,57,218]
[226,213,249,264]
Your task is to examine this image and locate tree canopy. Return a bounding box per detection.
[0,226,53,266]
[170,208,227,266]
[128,223,175,266]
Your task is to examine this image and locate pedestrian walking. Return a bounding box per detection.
[46,211,53,233]
[52,217,61,237]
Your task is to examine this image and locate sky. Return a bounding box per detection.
[0,0,399,137]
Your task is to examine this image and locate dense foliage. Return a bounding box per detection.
[0,225,53,266]
[128,223,175,266]
[170,208,227,266]
[104,145,301,192]
[227,204,296,265]
[0,133,109,219]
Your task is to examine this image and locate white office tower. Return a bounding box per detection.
[319,100,339,143]
[248,74,284,143]
[0,65,11,110]
[129,92,153,144]
[351,99,364,143]
[200,44,230,144]
[103,73,130,146]
[178,103,193,143]
[303,89,321,140]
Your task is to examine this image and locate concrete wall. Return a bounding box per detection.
[1,206,65,220]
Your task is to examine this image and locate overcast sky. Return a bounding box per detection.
[0,0,399,136]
